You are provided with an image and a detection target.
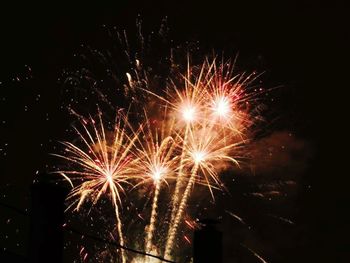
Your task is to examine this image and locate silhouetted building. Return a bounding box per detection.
[29,179,68,263]
[193,219,222,263]
[0,250,27,262]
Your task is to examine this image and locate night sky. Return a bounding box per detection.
[0,1,348,262]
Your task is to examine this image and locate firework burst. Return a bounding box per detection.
[160,57,261,260]
[164,118,245,259]
[205,58,260,134]
[53,113,140,263]
[154,60,217,256]
[131,112,179,255]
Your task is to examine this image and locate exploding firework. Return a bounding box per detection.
[159,58,258,260]
[53,113,140,263]
[204,58,262,134]
[164,117,245,259]
[131,112,179,255]
[154,61,215,256]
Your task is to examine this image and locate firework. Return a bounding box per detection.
[131,112,178,255]
[53,113,140,263]
[57,50,262,261]
[160,59,251,259]
[161,60,214,254]
[205,60,259,136]
[164,119,244,259]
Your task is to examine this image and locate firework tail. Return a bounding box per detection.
[111,185,127,263]
[164,163,199,260]
[145,181,162,253]
[145,135,176,253]
[166,124,189,243]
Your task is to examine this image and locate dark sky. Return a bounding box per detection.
[0,1,348,262]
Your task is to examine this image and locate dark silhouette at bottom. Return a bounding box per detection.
[193,219,222,263]
[29,178,68,263]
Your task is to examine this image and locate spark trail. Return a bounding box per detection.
[145,181,161,253]
[164,163,199,260]
[131,113,177,256]
[164,119,242,259]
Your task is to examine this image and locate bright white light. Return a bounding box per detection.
[181,105,196,122]
[106,171,114,184]
[193,151,206,164]
[212,96,230,118]
[151,166,166,182]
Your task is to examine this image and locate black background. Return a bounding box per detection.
[0,1,348,262]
